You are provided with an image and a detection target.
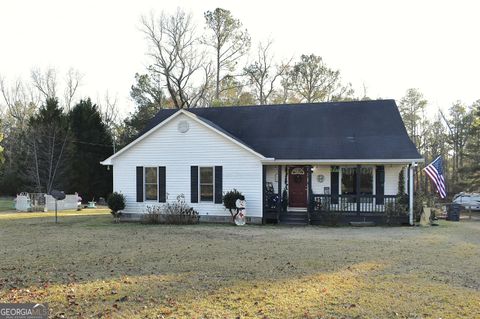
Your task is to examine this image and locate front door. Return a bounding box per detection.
[288,166,308,207]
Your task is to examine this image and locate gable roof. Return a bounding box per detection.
[136,99,422,161]
[102,100,423,165]
[101,109,267,165]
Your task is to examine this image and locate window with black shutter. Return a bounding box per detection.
[136,166,144,202]
[191,166,198,203]
[375,166,385,205]
[214,166,223,204]
[158,166,166,202]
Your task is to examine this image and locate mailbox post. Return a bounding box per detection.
[50,190,66,223]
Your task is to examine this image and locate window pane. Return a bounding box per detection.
[359,167,373,195]
[145,167,157,183]
[200,185,213,201]
[341,167,356,195]
[200,167,213,184]
[145,184,157,201]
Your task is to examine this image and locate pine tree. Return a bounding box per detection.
[68,98,113,200]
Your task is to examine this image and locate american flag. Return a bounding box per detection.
[423,156,447,198]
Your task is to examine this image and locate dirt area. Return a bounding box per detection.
[0,210,479,318]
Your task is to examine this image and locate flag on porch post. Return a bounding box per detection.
[423,156,447,199]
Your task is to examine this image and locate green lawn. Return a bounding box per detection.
[0,197,14,211]
[0,210,479,318]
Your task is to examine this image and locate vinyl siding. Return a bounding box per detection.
[111,113,263,217]
[385,165,405,195]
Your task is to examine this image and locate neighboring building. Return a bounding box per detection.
[101,100,423,225]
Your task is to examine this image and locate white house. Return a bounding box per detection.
[101,100,423,225]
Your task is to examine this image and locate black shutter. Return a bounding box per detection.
[191,166,198,203]
[214,166,223,204]
[136,166,143,202]
[375,166,385,205]
[158,166,166,203]
[331,166,339,205]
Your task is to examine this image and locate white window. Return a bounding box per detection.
[144,167,158,201]
[199,167,214,202]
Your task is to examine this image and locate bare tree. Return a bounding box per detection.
[64,68,83,111]
[440,102,473,185]
[31,67,57,100]
[99,91,120,153]
[0,76,40,129]
[243,41,290,105]
[140,9,212,108]
[203,8,250,101]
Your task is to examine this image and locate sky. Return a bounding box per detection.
[0,0,479,117]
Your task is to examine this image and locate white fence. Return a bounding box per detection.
[15,193,80,212]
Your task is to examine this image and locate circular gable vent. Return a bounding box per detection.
[177,120,190,133]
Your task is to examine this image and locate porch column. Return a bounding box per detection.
[408,162,414,225]
[262,165,266,224]
[356,165,361,213]
[307,165,313,222]
[277,165,282,219]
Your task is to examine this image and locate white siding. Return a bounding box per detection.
[111,113,263,217]
[265,166,286,193]
[311,166,331,194]
[385,164,405,195]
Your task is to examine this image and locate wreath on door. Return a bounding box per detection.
[294,175,303,183]
[291,167,305,183]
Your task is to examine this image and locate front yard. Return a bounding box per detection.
[0,210,479,318]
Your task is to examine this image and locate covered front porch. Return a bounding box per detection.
[262,162,416,225]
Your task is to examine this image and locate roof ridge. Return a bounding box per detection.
[182,99,396,111]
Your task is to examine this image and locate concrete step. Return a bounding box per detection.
[279,211,309,225]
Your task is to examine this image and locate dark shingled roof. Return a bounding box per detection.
[139,99,422,160]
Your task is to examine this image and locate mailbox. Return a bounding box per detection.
[51,190,66,201]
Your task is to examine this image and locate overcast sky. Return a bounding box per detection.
[1,0,479,116]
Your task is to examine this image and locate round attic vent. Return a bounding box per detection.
[177,120,190,133]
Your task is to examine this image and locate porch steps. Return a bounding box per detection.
[279,211,309,225]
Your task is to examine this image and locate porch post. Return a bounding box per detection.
[307,165,313,223]
[277,165,282,221]
[356,165,361,213]
[408,162,414,225]
[262,165,266,224]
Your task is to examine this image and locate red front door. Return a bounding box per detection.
[288,166,308,207]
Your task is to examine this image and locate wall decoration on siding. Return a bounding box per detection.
[177,120,190,133]
[317,174,325,183]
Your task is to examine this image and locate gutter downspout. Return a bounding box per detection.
[409,162,415,226]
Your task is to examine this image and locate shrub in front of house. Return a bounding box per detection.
[142,206,163,224]
[222,189,244,222]
[142,195,199,225]
[107,192,125,222]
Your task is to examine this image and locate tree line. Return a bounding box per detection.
[0,7,478,199]
[118,8,360,145]
[398,88,480,196]
[0,69,114,198]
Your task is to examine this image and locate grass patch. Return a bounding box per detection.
[0,214,479,318]
[0,197,14,211]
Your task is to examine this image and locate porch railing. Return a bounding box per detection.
[311,194,402,215]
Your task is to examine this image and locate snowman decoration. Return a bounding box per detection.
[234,198,247,226]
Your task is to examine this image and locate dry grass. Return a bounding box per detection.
[0,210,479,318]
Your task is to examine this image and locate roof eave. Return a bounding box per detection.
[261,158,424,164]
